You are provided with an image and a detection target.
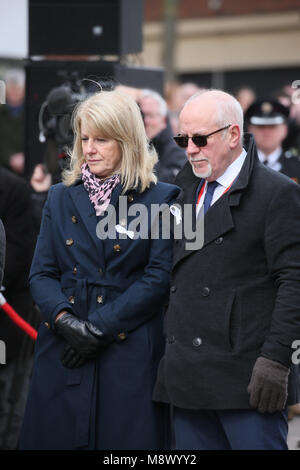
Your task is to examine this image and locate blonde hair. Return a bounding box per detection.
[62,90,158,192]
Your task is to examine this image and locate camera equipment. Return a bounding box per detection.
[25,61,164,179]
[38,72,115,150]
[36,72,116,180]
[25,0,165,179]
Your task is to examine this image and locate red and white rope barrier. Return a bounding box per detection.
[0,293,37,341]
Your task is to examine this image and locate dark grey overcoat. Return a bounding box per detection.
[153,134,300,410]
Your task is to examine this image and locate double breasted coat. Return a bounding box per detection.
[20,179,180,450]
[153,134,300,410]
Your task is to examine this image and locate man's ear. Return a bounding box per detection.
[229,124,241,149]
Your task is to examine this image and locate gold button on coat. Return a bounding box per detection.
[127,194,134,203]
[66,238,74,246]
[71,215,78,224]
[44,322,50,329]
[97,295,103,304]
[73,266,77,274]
[69,295,75,304]
[113,244,121,252]
[118,332,126,341]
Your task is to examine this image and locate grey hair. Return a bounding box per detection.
[185,88,244,145]
[141,89,168,117]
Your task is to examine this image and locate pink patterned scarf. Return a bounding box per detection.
[81,162,120,216]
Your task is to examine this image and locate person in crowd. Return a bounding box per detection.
[234,85,256,113]
[20,89,180,450]
[0,68,25,175]
[245,99,300,183]
[138,88,187,184]
[270,89,300,153]
[30,163,52,234]
[116,85,186,184]
[167,82,201,114]
[153,89,300,450]
[166,82,201,135]
[0,167,36,449]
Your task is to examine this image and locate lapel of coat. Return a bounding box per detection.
[173,134,257,267]
[67,180,106,264]
[67,178,132,253]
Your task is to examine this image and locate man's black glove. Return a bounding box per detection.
[61,343,86,368]
[247,356,290,414]
[55,312,112,359]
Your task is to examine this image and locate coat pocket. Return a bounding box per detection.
[225,290,241,353]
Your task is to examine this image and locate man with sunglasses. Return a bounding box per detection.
[153,89,300,450]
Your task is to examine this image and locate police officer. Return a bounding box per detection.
[245,99,300,183]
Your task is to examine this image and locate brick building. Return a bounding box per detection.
[143,0,300,97]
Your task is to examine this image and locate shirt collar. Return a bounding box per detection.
[216,148,247,188]
[257,147,282,168]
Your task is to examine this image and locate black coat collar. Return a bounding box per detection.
[172,134,260,266]
[175,133,258,200]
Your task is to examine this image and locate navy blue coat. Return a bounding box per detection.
[20,179,180,450]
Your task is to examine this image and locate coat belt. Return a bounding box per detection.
[61,275,138,448]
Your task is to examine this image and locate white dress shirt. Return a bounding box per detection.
[196,148,247,217]
[257,147,282,172]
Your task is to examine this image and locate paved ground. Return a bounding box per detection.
[288,416,300,450]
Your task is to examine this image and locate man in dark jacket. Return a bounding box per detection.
[0,168,36,449]
[153,89,300,450]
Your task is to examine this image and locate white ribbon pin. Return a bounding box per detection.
[170,205,182,225]
[115,224,135,239]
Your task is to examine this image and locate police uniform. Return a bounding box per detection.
[245,99,300,183]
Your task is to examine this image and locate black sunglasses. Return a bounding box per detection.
[173,124,231,148]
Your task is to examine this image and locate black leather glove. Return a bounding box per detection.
[61,343,86,368]
[55,312,112,359]
[247,356,290,414]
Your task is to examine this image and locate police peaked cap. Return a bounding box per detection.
[245,99,289,126]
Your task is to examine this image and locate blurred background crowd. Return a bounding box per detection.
[0,0,300,450]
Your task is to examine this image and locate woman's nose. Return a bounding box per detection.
[86,139,96,154]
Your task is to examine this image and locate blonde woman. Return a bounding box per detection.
[20,90,179,450]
